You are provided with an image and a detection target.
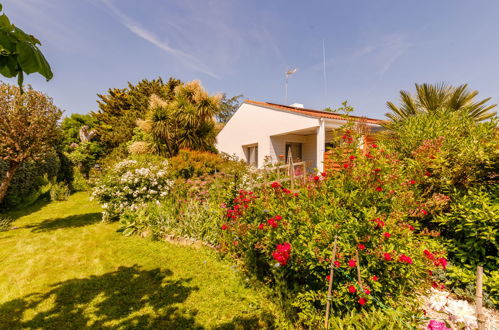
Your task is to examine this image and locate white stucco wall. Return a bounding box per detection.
[216,103,319,167]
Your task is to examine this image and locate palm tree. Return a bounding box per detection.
[386,83,497,121]
[139,80,221,157]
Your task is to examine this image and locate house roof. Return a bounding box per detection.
[244,100,385,125]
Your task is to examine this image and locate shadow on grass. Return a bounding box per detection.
[0,265,202,330]
[0,197,51,220]
[213,315,272,330]
[24,212,102,233]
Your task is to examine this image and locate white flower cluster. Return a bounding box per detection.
[426,289,477,329]
[92,159,173,221]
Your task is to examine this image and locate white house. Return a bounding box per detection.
[216,100,384,171]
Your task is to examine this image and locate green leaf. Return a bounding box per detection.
[16,40,53,80]
[0,55,18,77]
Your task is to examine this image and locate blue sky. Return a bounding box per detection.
[2,0,499,119]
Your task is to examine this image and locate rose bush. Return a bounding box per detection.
[219,124,446,327]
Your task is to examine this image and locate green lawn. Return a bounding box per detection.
[0,193,274,329]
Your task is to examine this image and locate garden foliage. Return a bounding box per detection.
[112,151,249,243]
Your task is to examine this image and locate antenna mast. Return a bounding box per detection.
[285,68,297,104]
[323,39,328,101]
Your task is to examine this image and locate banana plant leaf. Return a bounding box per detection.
[0,4,53,90]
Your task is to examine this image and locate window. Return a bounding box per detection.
[285,143,302,163]
[246,145,258,166]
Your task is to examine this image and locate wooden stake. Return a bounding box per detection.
[476,265,486,330]
[355,249,362,286]
[325,236,338,330]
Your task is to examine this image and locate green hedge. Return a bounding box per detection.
[0,152,73,210]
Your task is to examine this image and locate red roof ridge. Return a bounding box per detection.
[244,100,385,125]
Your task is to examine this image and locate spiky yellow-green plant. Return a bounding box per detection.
[140,80,221,157]
[386,83,497,121]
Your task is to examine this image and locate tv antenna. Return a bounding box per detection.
[285,68,297,104]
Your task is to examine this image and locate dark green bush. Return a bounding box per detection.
[0,153,60,210]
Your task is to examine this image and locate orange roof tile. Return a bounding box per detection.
[244,100,385,125]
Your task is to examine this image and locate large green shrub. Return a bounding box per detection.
[219,125,445,327]
[384,108,498,193]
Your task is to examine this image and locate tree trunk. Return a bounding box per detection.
[0,161,21,205]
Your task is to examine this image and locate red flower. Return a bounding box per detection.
[326,275,331,282]
[272,242,292,266]
[421,209,428,215]
[343,163,349,169]
[358,244,366,250]
[348,259,356,267]
[271,182,281,188]
[372,275,378,281]
[258,223,265,230]
[425,171,431,177]
[428,270,433,276]
[383,253,391,261]
[221,224,228,230]
[334,261,341,268]
[348,285,357,293]
[408,225,415,231]
[374,168,381,173]
[321,172,327,177]
[358,297,367,305]
[294,193,299,197]
[432,281,438,288]
[399,254,413,264]
[233,241,238,246]
[375,186,383,192]
[423,249,435,260]
[373,218,385,228]
[364,289,371,295]
[275,215,282,221]
[267,218,278,228]
[383,232,391,238]
[435,257,447,269]
[313,175,320,181]
[349,155,356,160]
[410,180,416,185]
[371,143,378,148]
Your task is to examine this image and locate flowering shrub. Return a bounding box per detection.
[92,158,173,221]
[219,124,445,327]
[115,154,252,242]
